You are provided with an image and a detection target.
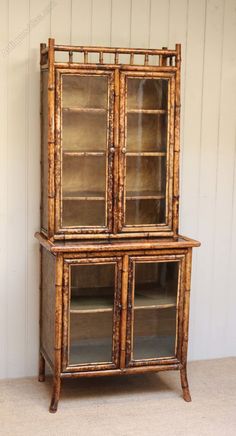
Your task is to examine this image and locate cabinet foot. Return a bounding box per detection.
[180,367,192,402]
[38,352,45,382]
[49,376,61,413]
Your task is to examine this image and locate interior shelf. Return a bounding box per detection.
[70,287,176,314]
[126,191,165,200]
[127,109,166,114]
[63,191,165,201]
[63,151,105,156]
[134,288,176,309]
[63,191,105,201]
[63,107,107,113]
[126,152,166,157]
[70,295,114,313]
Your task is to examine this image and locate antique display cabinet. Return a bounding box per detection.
[36,38,200,412]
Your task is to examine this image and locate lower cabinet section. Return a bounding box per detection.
[38,236,199,412]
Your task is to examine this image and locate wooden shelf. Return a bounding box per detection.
[63,191,105,201]
[63,151,105,156]
[126,152,166,157]
[70,287,176,314]
[126,191,165,200]
[135,288,176,309]
[63,107,106,113]
[127,109,166,114]
[70,295,114,313]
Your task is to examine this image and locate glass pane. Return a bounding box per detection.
[127,113,167,152]
[69,263,115,365]
[62,75,107,109]
[126,156,166,225]
[62,155,106,227]
[127,78,168,110]
[126,199,165,225]
[62,111,107,152]
[133,261,179,360]
[61,74,108,228]
[125,77,169,227]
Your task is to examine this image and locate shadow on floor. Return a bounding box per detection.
[43,371,181,403]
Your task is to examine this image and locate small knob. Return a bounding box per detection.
[122,147,126,154]
[110,147,115,153]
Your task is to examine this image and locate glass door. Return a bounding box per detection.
[56,70,114,234]
[119,72,175,233]
[126,256,183,366]
[63,258,122,371]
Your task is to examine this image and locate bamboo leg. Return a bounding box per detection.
[49,375,61,413]
[38,352,45,382]
[180,367,191,402]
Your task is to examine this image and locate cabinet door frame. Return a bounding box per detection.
[117,71,176,235]
[125,253,185,368]
[54,68,116,237]
[62,256,122,372]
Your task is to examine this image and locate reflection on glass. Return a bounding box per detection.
[133,262,179,360]
[127,113,167,152]
[127,78,168,110]
[69,263,115,365]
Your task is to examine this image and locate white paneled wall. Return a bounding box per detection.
[0,0,235,379]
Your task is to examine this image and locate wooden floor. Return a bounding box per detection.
[1,357,236,435]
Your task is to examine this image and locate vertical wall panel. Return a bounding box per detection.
[0,0,236,378]
[26,0,51,376]
[149,0,169,48]
[181,0,206,359]
[0,0,9,379]
[194,0,225,359]
[7,0,29,377]
[111,0,131,47]
[71,0,92,45]
[130,0,151,48]
[219,0,236,357]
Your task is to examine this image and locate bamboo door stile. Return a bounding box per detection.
[120,254,129,368]
[55,69,62,234]
[112,68,120,234]
[181,249,192,366]
[107,72,116,233]
[48,38,55,238]
[173,44,181,236]
[62,261,69,371]
[118,72,126,232]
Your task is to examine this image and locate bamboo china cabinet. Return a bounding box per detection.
[36,38,200,412]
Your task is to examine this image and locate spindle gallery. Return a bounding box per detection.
[35,38,200,413]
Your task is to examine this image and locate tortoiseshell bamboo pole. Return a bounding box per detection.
[173,43,181,237]
[49,254,63,413]
[120,255,129,368]
[48,38,55,239]
[113,69,120,233]
[180,248,192,402]
[62,262,69,371]
[38,244,45,382]
[54,44,177,56]
[54,69,62,233]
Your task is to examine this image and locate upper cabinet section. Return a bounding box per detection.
[40,39,181,240]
